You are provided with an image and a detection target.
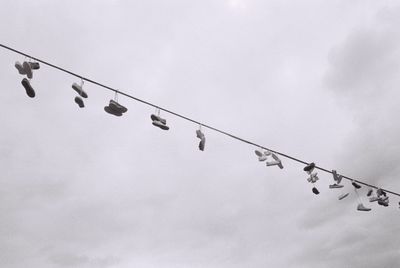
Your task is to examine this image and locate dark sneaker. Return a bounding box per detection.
[312,187,320,195]
[196,129,204,139]
[29,62,40,70]
[332,170,343,184]
[151,114,166,125]
[15,61,26,75]
[110,99,128,113]
[367,188,373,197]
[21,78,35,98]
[72,83,88,98]
[199,137,206,151]
[104,105,122,116]
[304,162,315,173]
[357,203,371,211]
[23,61,33,79]
[74,96,84,108]
[352,181,361,189]
[376,188,386,197]
[152,120,169,130]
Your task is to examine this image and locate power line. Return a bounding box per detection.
[1,42,399,198]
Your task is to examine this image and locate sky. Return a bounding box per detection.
[0,0,400,267]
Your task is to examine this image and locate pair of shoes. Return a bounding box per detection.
[307,172,319,183]
[151,114,169,130]
[15,61,34,79]
[72,82,88,108]
[338,192,349,200]
[332,170,343,184]
[21,78,35,98]
[329,183,344,189]
[266,153,283,169]
[304,162,316,174]
[104,99,128,117]
[357,203,371,212]
[196,129,206,151]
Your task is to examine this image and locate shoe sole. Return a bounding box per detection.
[72,83,88,98]
[74,96,85,108]
[21,78,35,98]
[104,106,122,116]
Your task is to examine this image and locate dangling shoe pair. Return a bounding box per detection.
[104,99,128,117]
[265,153,283,169]
[196,129,206,151]
[15,61,40,79]
[329,170,344,188]
[151,113,169,130]
[307,172,319,183]
[72,82,88,108]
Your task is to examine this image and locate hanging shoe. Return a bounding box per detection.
[332,170,343,184]
[74,96,84,108]
[15,61,26,75]
[367,188,373,197]
[307,173,319,183]
[21,78,35,98]
[351,181,361,189]
[304,162,315,174]
[151,114,167,125]
[199,137,206,151]
[104,105,122,116]
[152,120,169,130]
[376,188,386,197]
[329,183,344,189]
[22,61,33,79]
[271,154,283,169]
[196,129,204,139]
[369,196,379,202]
[109,99,128,113]
[312,187,319,195]
[338,193,349,200]
[357,203,371,212]
[29,62,40,70]
[72,82,88,98]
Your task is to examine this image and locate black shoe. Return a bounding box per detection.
[21,78,35,98]
[74,96,84,108]
[304,162,315,173]
[352,181,361,189]
[312,187,319,195]
[199,137,206,151]
[104,106,122,116]
[29,62,40,70]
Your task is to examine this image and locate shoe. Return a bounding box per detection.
[15,61,26,75]
[255,150,267,161]
[21,78,35,98]
[109,99,127,113]
[376,188,386,197]
[352,181,361,189]
[312,187,319,195]
[74,96,84,108]
[72,83,88,98]
[151,114,166,125]
[338,193,349,200]
[271,153,283,169]
[369,196,379,202]
[196,129,204,139]
[29,62,40,70]
[307,173,319,183]
[104,105,122,116]
[152,120,169,130]
[367,188,373,197]
[304,162,315,173]
[377,199,389,207]
[329,183,344,189]
[22,61,33,79]
[199,137,206,151]
[332,170,343,184]
[357,203,371,212]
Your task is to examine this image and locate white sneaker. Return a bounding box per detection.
[357,203,371,212]
[329,183,344,189]
[271,153,283,169]
[332,170,343,184]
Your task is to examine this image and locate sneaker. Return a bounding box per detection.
[21,78,35,98]
[377,199,389,207]
[151,114,166,125]
[367,188,373,197]
[74,96,84,108]
[104,105,122,116]
[304,162,315,173]
[307,173,319,183]
[109,99,127,113]
[332,170,343,184]
[329,183,344,189]
[357,203,371,212]
[29,62,40,70]
[338,193,349,200]
[312,187,319,195]
[271,153,283,169]
[199,137,206,151]
[376,188,386,197]
[369,196,379,202]
[352,181,361,189]
[196,129,204,139]
[15,61,26,75]
[72,83,88,98]
[22,61,33,79]
[152,120,169,130]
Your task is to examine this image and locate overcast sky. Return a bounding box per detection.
[1,1,400,267]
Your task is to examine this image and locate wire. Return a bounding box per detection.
[1,43,399,198]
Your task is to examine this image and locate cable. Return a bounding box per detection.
[1,43,399,198]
